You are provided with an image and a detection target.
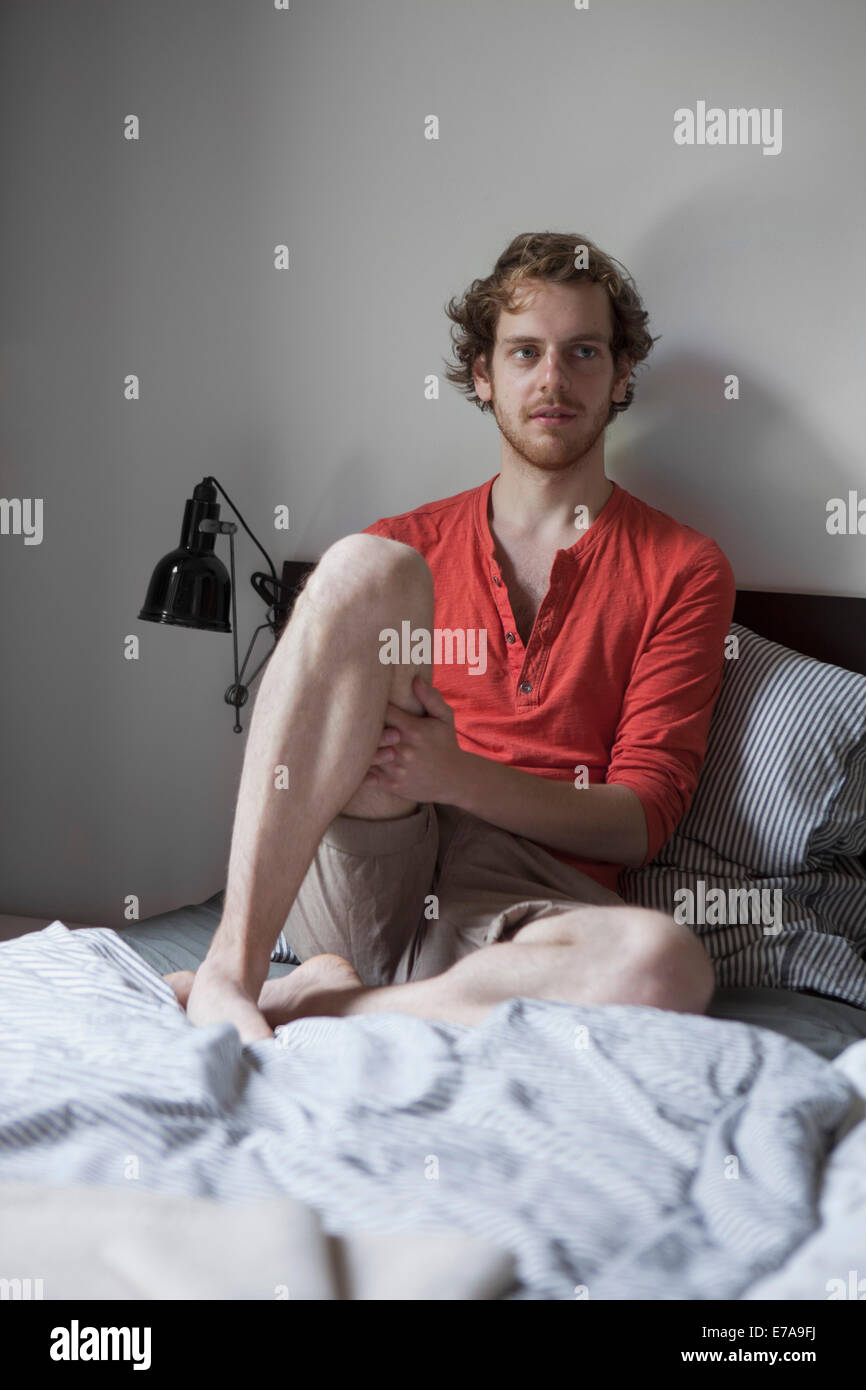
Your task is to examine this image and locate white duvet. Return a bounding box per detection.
[0,923,864,1300]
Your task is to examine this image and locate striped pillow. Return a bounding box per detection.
[618,856,866,1008]
[647,622,866,875]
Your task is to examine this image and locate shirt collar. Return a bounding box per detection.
[474,473,627,564]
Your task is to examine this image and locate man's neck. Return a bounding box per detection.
[490,459,614,543]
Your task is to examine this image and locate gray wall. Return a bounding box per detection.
[1,0,863,923]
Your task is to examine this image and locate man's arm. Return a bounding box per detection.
[367,682,648,866]
[452,756,649,867]
[602,543,736,864]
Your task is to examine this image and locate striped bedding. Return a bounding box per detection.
[1,921,865,1299]
[620,623,866,1008]
[621,857,866,1007]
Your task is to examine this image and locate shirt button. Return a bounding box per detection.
[505,632,516,643]
[493,576,502,586]
[519,680,532,693]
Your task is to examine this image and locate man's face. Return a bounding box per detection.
[473,278,631,473]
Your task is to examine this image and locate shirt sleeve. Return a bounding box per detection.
[362,518,395,539]
[605,541,736,866]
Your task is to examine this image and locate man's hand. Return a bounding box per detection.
[362,675,648,866]
[361,675,468,805]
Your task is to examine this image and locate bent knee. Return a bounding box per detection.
[305,533,432,612]
[626,909,716,1014]
[517,906,715,1014]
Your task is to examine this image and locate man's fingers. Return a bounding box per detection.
[368,747,395,766]
[382,703,418,732]
[411,676,453,720]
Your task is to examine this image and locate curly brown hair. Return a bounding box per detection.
[443,231,659,426]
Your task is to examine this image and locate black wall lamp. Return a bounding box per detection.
[138,476,313,732]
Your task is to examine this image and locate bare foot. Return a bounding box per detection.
[164,970,196,1008]
[164,955,363,1036]
[257,954,364,1026]
[185,959,275,1043]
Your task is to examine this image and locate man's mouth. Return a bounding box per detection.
[530,407,576,424]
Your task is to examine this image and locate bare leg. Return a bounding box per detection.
[184,534,434,1041]
[191,906,715,1028]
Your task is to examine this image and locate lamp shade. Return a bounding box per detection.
[138,480,232,632]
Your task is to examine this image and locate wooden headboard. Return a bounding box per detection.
[733,590,866,678]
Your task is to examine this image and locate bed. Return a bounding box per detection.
[1,588,864,1301]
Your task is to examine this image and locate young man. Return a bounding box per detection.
[175,231,735,1043]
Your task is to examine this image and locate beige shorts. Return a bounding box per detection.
[281,802,626,987]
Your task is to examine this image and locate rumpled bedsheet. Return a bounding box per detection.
[0,923,862,1300]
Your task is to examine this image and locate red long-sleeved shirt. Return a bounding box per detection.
[364,475,736,893]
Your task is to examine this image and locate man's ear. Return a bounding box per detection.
[473,351,493,403]
[611,353,632,404]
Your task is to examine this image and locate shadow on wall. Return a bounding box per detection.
[612,346,840,560]
[608,184,853,589]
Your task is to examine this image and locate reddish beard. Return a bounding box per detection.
[490,391,609,472]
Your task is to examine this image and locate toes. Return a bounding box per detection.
[315,954,362,980]
[164,970,196,1006]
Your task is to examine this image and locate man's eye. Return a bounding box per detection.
[512,346,597,360]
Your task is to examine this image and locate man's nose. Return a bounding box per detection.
[538,350,570,387]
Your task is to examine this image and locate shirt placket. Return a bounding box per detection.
[489,559,559,709]
[488,565,525,682]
